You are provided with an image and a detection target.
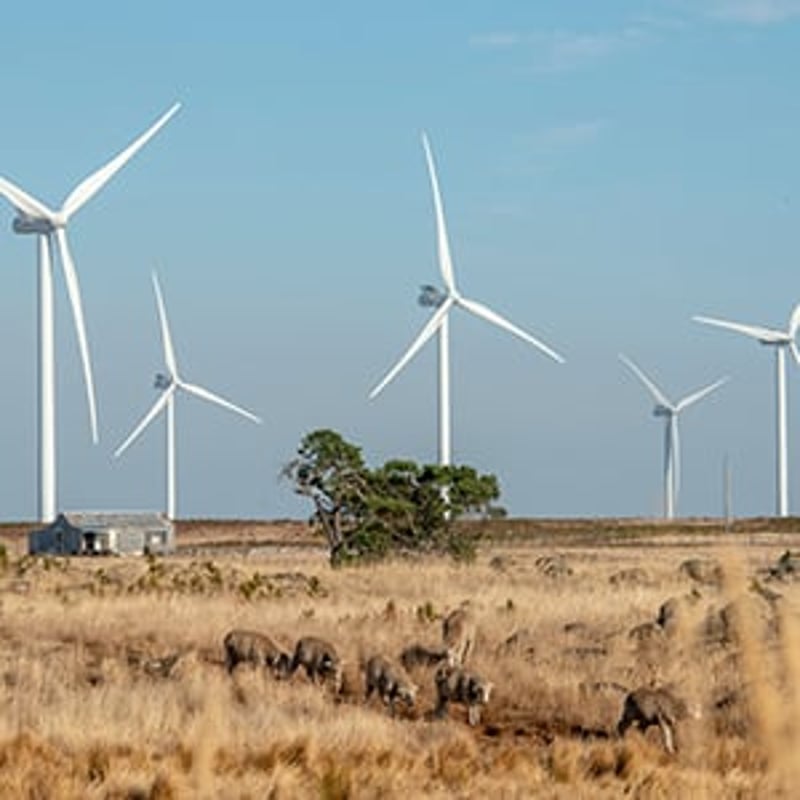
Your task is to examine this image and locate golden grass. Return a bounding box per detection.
[0,534,798,797]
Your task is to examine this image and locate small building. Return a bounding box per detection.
[29,511,175,556]
[27,513,84,555]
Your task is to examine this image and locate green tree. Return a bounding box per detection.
[283,429,503,565]
[281,429,370,561]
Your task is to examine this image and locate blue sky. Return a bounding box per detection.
[1,1,800,520]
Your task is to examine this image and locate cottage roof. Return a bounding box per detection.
[64,511,172,531]
[31,512,84,537]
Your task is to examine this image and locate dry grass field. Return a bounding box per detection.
[1,521,800,798]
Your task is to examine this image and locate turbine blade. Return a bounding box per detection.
[151,272,178,377]
[55,228,98,443]
[619,354,672,408]
[369,297,453,399]
[421,133,457,294]
[0,176,54,219]
[458,296,565,363]
[676,376,729,411]
[62,103,181,218]
[180,381,262,424]
[114,388,173,458]
[791,341,800,366]
[693,315,786,343]
[789,301,800,339]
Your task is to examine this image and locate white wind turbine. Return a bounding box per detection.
[694,304,800,517]
[370,133,564,465]
[114,273,262,520]
[0,103,180,522]
[620,354,728,520]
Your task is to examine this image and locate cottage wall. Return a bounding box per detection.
[28,527,82,555]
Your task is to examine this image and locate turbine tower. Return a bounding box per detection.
[370,133,564,465]
[0,103,181,522]
[620,354,727,520]
[694,304,800,517]
[114,272,262,520]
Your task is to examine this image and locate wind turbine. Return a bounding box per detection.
[620,354,727,520]
[693,304,800,517]
[0,102,181,522]
[114,272,262,520]
[369,133,564,466]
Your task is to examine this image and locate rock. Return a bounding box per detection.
[534,554,573,579]
[609,567,650,588]
[656,589,703,635]
[679,558,723,586]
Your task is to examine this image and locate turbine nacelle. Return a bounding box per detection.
[154,373,173,390]
[419,284,447,308]
[653,405,673,418]
[694,311,800,353]
[13,215,57,235]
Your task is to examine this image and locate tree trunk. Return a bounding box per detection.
[315,502,344,553]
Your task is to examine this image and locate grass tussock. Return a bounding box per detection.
[0,534,799,797]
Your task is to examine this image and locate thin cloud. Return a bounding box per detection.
[470,4,797,79]
[703,0,800,23]
[631,12,688,31]
[470,26,648,73]
[544,31,633,72]
[531,120,609,151]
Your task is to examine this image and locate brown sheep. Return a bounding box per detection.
[617,686,699,753]
[290,636,343,692]
[434,664,493,726]
[223,629,291,677]
[442,604,476,667]
[364,655,418,716]
[399,643,448,672]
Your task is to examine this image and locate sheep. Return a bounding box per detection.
[617,686,700,753]
[434,664,493,726]
[223,629,291,677]
[290,636,343,692]
[399,643,448,672]
[364,655,418,716]
[442,604,476,667]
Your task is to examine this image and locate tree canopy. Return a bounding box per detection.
[282,429,503,565]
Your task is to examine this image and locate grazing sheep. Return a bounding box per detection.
[223,629,291,677]
[400,643,448,672]
[442,604,476,667]
[617,686,699,753]
[434,664,493,726]
[364,655,418,716]
[290,636,343,692]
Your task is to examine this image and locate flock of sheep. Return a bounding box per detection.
[222,603,493,726]
[221,601,692,750]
